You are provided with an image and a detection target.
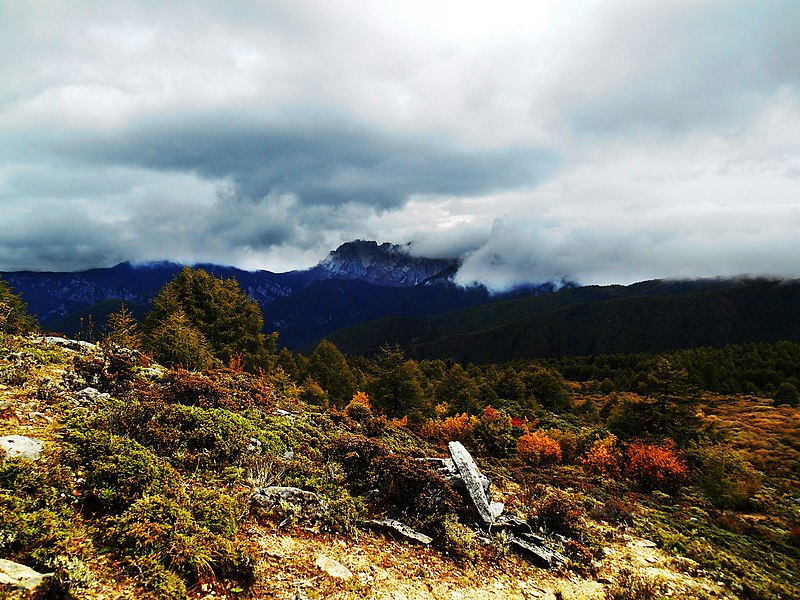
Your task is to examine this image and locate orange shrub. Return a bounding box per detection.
[420,413,477,446]
[582,435,621,478]
[625,441,689,494]
[345,390,372,421]
[517,431,563,467]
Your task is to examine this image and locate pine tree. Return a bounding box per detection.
[143,267,271,371]
[105,304,142,350]
[367,345,427,421]
[0,277,36,334]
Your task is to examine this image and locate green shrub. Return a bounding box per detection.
[437,513,479,563]
[467,406,523,457]
[64,429,182,513]
[109,495,213,580]
[107,398,257,470]
[189,488,240,537]
[692,443,762,509]
[0,460,76,565]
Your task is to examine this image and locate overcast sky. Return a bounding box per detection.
[2,0,799,288]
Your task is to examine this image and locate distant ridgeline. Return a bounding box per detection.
[5,243,799,359]
[1,241,551,349]
[325,278,800,362]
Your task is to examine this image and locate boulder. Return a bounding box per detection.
[315,555,352,580]
[72,387,110,406]
[448,441,501,525]
[0,435,43,461]
[251,486,329,524]
[0,559,53,591]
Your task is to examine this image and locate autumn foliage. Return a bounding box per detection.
[516,430,562,467]
[624,441,689,493]
[582,435,622,478]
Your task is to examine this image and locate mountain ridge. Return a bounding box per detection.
[2,240,530,348]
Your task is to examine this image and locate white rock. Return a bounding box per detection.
[0,558,53,590]
[0,435,43,461]
[315,554,352,580]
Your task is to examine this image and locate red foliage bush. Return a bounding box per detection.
[624,441,689,494]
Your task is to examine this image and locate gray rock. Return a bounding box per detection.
[251,486,329,524]
[369,518,433,545]
[448,441,500,525]
[315,554,352,580]
[0,558,53,591]
[73,387,110,406]
[507,534,567,566]
[0,435,43,461]
[421,456,491,493]
[35,336,98,353]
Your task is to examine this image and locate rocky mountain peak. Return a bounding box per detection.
[317,240,456,287]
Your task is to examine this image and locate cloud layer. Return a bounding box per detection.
[2,0,799,286]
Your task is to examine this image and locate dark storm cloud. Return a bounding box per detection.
[54,115,557,209]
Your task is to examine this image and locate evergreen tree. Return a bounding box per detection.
[105,304,141,350]
[435,364,481,415]
[143,267,270,371]
[0,277,37,334]
[308,339,356,408]
[367,345,427,421]
[145,310,215,371]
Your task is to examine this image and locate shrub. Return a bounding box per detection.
[421,413,476,447]
[298,377,329,408]
[582,435,622,478]
[517,430,563,467]
[528,488,584,537]
[109,495,214,580]
[437,513,479,563]
[624,441,688,494]
[106,396,257,471]
[546,428,579,463]
[345,391,372,422]
[692,443,762,509]
[467,406,522,457]
[590,499,635,526]
[0,460,76,565]
[604,567,665,600]
[64,429,182,513]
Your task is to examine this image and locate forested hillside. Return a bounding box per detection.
[326,278,800,361]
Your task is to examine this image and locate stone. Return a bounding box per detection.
[369,518,433,545]
[421,456,491,493]
[0,559,53,591]
[0,435,43,461]
[35,336,98,353]
[448,441,498,525]
[250,486,329,523]
[315,555,352,580]
[506,534,566,566]
[73,387,110,406]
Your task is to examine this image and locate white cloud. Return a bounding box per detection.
[0,0,798,286]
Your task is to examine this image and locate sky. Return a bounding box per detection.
[1,0,799,289]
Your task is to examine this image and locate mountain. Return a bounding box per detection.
[325,277,800,361]
[2,240,542,348]
[310,240,457,286]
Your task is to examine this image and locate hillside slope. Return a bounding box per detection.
[327,278,800,361]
